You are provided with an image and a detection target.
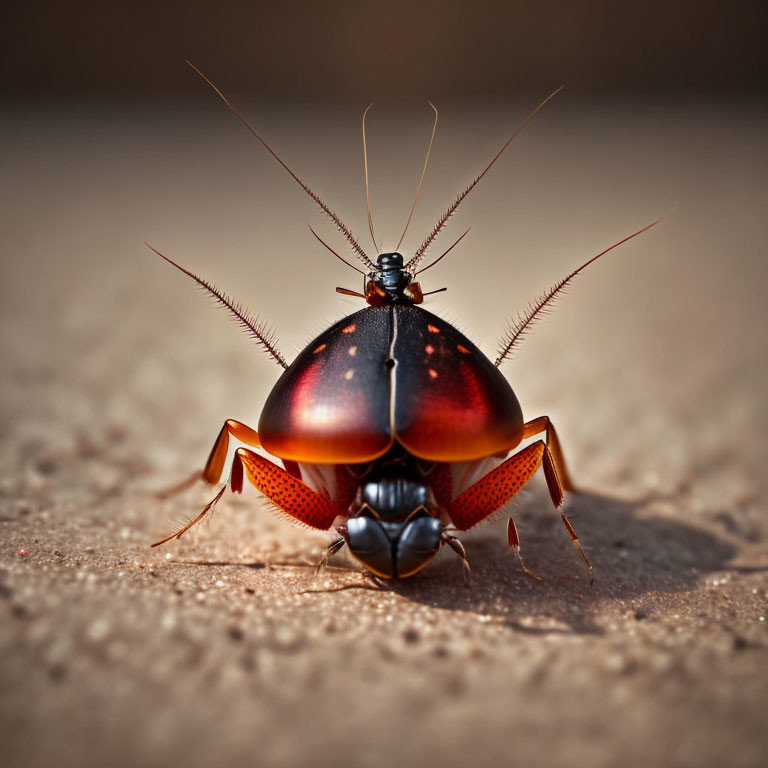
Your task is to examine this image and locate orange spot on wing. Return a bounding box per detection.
[457,344,470,354]
[342,324,356,334]
[425,344,435,355]
[428,369,438,379]
[313,344,326,354]
[427,324,440,334]
[344,369,355,380]
[348,346,357,356]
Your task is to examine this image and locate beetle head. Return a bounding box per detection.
[365,252,423,307]
[344,514,443,579]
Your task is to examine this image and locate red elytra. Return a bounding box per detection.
[148,64,665,581]
[259,305,524,464]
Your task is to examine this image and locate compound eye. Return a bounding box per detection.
[346,517,395,578]
[396,517,443,578]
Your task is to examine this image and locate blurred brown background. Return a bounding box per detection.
[1,3,767,768]
[3,0,767,102]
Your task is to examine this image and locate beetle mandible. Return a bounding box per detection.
[148,62,665,582]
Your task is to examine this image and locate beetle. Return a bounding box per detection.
[148,63,665,582]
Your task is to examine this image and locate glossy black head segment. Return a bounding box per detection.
[377,252,404,270]
[346,516,443,579]
[375,252,410,293]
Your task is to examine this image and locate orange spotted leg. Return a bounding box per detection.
[446,430,592,581]
[153,418,262,499]
[153,423,354,547]
[232,448,354,531]
[448,442,545,532]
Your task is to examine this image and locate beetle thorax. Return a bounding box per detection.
[361,475,428,522]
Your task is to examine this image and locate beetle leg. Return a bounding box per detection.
[233,448,349,530]
[522,416,576,494]
[204,419,262,484]
[151,484,227,547]
[155,419,263,499]
[316,536,347,571]
[522,418,592,581]
[447,441,546,531]
[560,511,594,584]
[447,439,592,581]
[441,530,471,586]
[507,517,543,581]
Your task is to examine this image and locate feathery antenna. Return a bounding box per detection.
[396,102,439,252]
[186,60,374,270]
[407,86,563,271]
[362,103,377,250]
[147,243,288,369]
[494,213,669,367]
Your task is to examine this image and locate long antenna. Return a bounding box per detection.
[396,102,439,252]
[407,86,563,271]
[362,103,377,250]
[416,227,470,275]
[308,224,365,275]
[494,213,670,366]
[146,243,288,369]
[187,61,375,270]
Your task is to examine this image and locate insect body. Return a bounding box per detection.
[149,63,664,582]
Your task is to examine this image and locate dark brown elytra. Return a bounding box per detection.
[148,62,666,582]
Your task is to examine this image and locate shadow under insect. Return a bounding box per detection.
[378,488,738,634]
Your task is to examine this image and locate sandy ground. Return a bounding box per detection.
[1,98,767,768]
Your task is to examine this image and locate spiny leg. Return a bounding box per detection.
[441,529,471,586]
[447,441,544,581]
[447,441,545,532]
[152,484,226,547]
[522,416,592,581]
[152,421,353,546]
[152,418,260,545]
[446,440,591,582]
[234,448,354,530]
